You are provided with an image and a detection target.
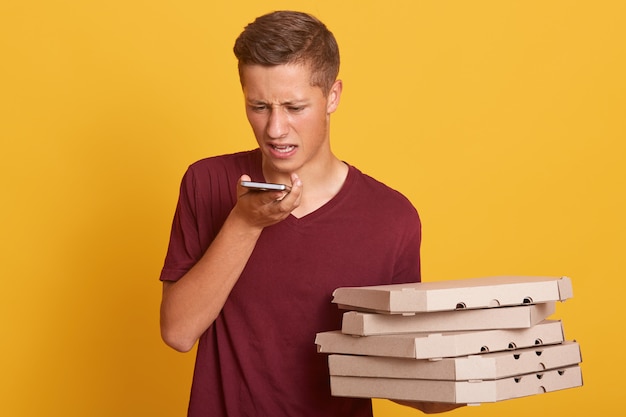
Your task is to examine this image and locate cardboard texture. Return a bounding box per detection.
[341,302,555,336]
[327,341,582,380]
[318,276,582,404]
[330,365,583,404]
[315,320,565,359]
[332,276,573,314]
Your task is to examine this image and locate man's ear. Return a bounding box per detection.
[326,79,343,114]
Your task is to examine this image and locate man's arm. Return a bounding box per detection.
[159,174,302,352]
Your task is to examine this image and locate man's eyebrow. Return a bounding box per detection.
[246,99,308,105]
[281,100,306,106]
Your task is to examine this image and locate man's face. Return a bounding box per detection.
[241,63,341,180]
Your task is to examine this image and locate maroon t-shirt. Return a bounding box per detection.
[161,149,421,417]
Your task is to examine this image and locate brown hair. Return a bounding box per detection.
[233,10,340,95]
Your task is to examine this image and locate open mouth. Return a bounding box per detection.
[271,144,296,153]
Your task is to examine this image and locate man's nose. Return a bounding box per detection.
[267,108,289,138]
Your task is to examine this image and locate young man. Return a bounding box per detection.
[160,10,458,416]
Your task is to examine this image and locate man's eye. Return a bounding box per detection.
[288,106,304,112]
[251,105,267,112]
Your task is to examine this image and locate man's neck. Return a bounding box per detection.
[279,156,349,218]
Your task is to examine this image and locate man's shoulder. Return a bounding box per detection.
[189,149,260,172]
[178,149,262,193]
[345,166,420,231]
[350,166,415,208]
[344,166,421,249]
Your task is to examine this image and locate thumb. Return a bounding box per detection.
[237,174,252,197]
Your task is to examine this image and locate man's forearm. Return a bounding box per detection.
[159,213,263,352]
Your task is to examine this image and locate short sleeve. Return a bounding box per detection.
[159,167,204,282]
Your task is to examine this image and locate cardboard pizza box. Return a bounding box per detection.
[332,276,573,314]
[315,320,565,360]
[327,341,582,380]
[341,302,555,336]
[330,365,583,404]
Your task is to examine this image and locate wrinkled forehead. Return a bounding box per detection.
[239,61,314,86]
[240,63,325,101]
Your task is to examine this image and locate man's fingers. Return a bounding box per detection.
[234,173,303,226]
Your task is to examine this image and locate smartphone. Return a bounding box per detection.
[241,181,290,191]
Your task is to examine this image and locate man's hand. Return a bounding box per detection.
[392,400,466,414]
[233,173,303,229]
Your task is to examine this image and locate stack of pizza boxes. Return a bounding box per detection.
[315,276,583,405]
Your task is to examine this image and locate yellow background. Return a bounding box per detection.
[1,1,624,415]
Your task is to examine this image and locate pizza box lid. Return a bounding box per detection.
[332,276,573,314]
[327,340,582,380]
[315,320,565,360]
[330,365,583,404]
[341,302,555,336]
